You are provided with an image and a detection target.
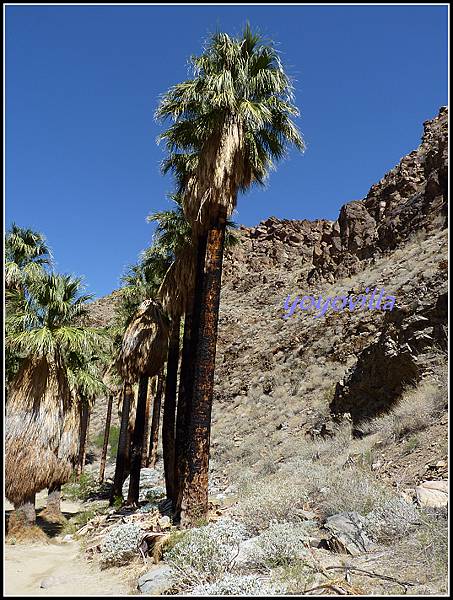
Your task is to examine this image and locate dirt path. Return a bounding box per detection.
[4,494,133,596]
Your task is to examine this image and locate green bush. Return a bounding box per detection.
[62,472,97,502]
[91,426,120,459]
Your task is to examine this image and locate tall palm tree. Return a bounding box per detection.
[5,224,53,387]
[5,274,106,532]
[5,223,52,291]
[156,24,304,525]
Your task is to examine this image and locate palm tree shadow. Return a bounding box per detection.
[36,511,78,538]
[5,509,81,539]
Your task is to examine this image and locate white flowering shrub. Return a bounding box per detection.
[365,497,421,543]
[190,573,286,596]
[100,523,143,567]
[237,475,310,533]
[165,519,249,588]
[253,522,313,568]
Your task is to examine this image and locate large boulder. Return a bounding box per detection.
[137,565,174,595]
[415,480,448,508]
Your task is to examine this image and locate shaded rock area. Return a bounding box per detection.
[324,512,376,556]
[330,285,447,423]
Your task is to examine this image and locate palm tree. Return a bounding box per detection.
[5,223,52,291]
[156,24,304,525]
[42,345,110,524]
[147,369,165,467]
[5,224,52,388]
[116,299,170,505]
[5,273,106,532]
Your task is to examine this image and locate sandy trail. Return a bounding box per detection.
[4,494,133,597]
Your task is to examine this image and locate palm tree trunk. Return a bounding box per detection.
[180,219,226,527]
[174,235,207,519]
[47,484,61,512]
[148,370,164,468]
[13,494,36,528]
[98,394,114,484]
[126,376,148,506]
[77,400,90,477]
[142,382,153,466]
[110,381,133,504]
[162,316,181,506]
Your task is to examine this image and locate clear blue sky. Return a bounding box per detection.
[5,5,448,298]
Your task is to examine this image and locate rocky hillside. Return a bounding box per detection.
[85,107,448,594]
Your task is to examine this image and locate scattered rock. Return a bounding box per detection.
[40,576,69,589]
[122,469,162,503]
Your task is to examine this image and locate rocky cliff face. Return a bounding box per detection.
[87,106,448,483]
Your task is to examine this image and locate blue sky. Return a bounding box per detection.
[5,4,448,298]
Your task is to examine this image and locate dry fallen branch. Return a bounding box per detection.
[323,566,417,592]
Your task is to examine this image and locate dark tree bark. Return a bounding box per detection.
[142,382,153,466]
[162,316,181,506]
[77,400,90,477]
[110,381,133,505]
[148,370,164,468]
[126,376,148,506]
[174,235,207,518]
[98,394,114,484]
[13,494,36,527]
[180,219,226,527]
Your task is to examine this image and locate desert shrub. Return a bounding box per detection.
[62,506,107,535]
[318,468,389,517]
[100,522,143,567]
[253,522,314,568]
[365,497,421,543]
[62,472,98,502]
[165,519,249,589]
[236,473,309,533]
[412,507,448,583]
[190,573,285,596]
[107,425,120,459]
[362,379,446,443]
[144,486,166,503]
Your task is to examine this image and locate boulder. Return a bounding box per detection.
[137,564,174,595]
[324,512,375,556]
[416,480,448,508]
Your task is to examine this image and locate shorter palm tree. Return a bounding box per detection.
[5,273,107,533]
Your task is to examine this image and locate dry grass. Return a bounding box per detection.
[361,377,446,443]
[6,513,49,545]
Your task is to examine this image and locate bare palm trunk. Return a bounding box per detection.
[110,381,133,505]
[142,383,153,467]
[77,400,90,477]
[180,219,226,527]
[13,494,36,527]
[162,316,181,506]
[148,370,164,468]
[174,235,207,518]
[127,376,148,506]
[99,394,114,484]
